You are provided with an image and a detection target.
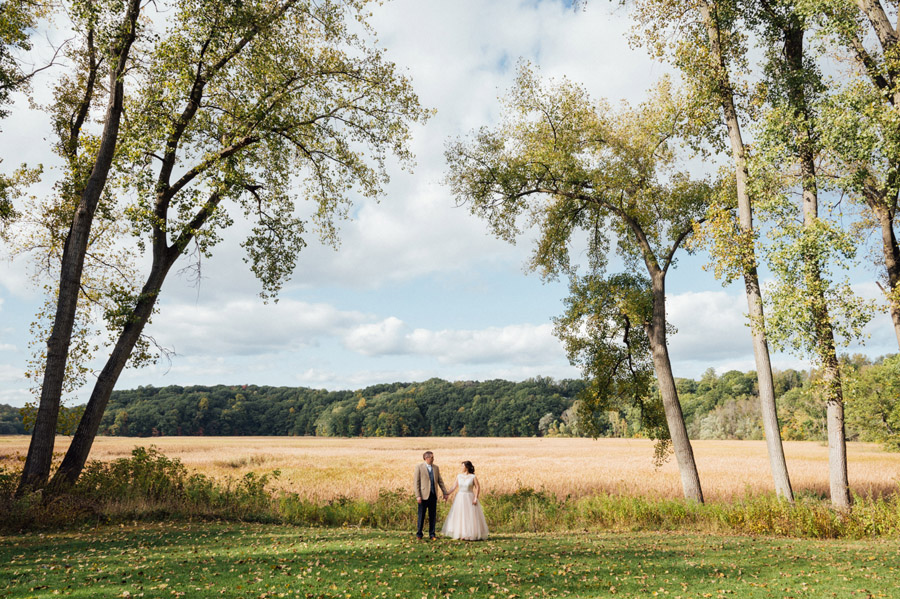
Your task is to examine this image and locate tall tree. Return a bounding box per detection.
[44,0,427,488]
[632,0,794,500]
[751,0,873,509]
[800,0,900,351]
[18,0,143,493]
[447,68,712,502]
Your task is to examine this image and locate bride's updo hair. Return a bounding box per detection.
[462,460,474,474]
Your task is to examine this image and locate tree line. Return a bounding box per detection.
[91,377,582,438]
[5,358,896,449]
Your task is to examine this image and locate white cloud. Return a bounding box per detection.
[144,298,369,357]
[343,316,409,356]
[0,387,30,406]
[0,257,34,300]
[0,364,24,384]
[663,290,820,378]
[294,367,436,389]
[126,357,234,380]
[216,0,660,293]
[666,291,753,362]
[294,363,580,390]
[344,318,563,366]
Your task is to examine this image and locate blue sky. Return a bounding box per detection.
[0,0,896,408]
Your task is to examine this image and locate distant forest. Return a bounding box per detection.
[0,404,25,435]
[2,354,897,447]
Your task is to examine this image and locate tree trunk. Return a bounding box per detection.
[784,21,851,511]
[822,346,850,509]
[803,256,851,509]
[49,190,224,488]
[743,278,794,499]
[49,252,178,489]
[17,0,141,494]
[873,203,900,349]
[645,270,704,503]
[700,0,794,501]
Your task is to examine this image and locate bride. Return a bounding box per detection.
[441,460,489,540]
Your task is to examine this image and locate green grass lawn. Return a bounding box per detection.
[1,523,898,599]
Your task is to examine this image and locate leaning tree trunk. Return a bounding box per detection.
[17,0,141,494]
[49,189,224,488]
[742,274,794,498]
[48,257,176,489]
[645,270,704,503]
[700,0,794,501]
[783,23,851,510]
[48,0,265,486]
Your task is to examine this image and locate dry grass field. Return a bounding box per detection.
[1,435,898,502]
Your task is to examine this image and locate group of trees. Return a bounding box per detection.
[3,0,900,513]
[1,0,427,494]
[447,0,900,508]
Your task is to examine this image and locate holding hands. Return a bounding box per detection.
[415,454,488,541]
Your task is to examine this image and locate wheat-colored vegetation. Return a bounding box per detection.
[1,435,898,502]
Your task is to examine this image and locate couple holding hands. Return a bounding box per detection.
[413,451,489,541]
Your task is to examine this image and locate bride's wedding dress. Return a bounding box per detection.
[441,473,489,540]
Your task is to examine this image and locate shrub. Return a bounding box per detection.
[0,446,281,529]
[78,446,188,501]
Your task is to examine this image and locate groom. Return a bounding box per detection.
[414,450,449,540]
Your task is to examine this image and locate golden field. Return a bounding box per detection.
[1,435,898,502]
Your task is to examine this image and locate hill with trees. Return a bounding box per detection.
[96,377,584,438]
[2,356,896,449]
[0,404,26,434]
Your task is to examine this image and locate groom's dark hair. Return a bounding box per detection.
[423,451,434,460]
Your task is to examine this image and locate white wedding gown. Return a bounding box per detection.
[441,473,489,540]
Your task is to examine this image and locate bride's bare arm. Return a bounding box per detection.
[472,476,480,504]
